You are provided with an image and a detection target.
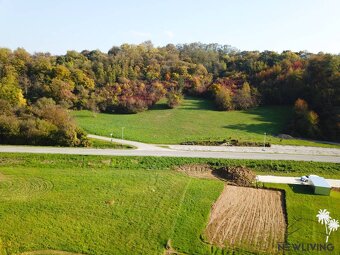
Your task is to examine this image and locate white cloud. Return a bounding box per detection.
[164,30,174,39]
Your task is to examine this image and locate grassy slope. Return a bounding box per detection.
[1,153,339,178]
[0,154,339,255]
[264,183,340,255]
[72,98,340,148]
[0,162,222,255]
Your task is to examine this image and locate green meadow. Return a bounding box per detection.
[0,154,339,254]
[72,98,340,148]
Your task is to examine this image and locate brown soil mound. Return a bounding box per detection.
[175,164,214,178]
[213,166,256,186]
[205,185,286,253]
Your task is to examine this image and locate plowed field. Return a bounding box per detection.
[206,185,286,253]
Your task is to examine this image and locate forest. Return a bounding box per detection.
[0,42,339,145]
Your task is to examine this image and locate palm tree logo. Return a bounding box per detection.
[316,209,339,243]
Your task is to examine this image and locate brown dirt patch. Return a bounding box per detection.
[175,164,214,178]
[205,185,286,253]
[164,240,187,255]
[105,198,115,206]
[212,166,256,186]
[176,164,256,188]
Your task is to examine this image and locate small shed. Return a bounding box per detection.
[309,176,331,196]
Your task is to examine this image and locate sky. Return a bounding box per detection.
[0,0,339,55]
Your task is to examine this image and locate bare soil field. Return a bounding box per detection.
[175,164,214,178]
[205,185,286,253]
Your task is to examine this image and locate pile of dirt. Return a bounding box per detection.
[175,164,213,178]
[213,166,256,186]
[180,139,271,147]
[180,140,225,146]
[175,164,257,185]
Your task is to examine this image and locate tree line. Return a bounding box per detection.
[0,42,339,145]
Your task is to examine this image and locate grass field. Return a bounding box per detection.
[0,154,339,255]
[264,183,340,254]
[0,155,223,255]
[72,98,340,148]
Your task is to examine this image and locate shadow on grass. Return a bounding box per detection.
[223,123,279,136]
[149,97,216,111]
[222,107,292,136]
[180,97,216,111]
[149,103,169,111]
[288,184,314,195]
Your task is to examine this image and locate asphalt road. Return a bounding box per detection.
[0,145,339,163]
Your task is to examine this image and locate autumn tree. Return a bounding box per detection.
[0,66,26,106]
[288,98,320,138]
[166,90,183,108]
[233,82,258,110]
[215,86,233,111]
[0,43,339,142]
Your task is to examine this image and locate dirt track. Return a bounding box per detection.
[205,185,286,253]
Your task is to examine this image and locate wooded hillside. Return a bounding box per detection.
[0,42,339,144]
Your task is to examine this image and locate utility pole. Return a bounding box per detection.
[121,127,125,140]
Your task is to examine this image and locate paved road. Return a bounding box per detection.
[257,175,340,188]
[91,134,340,155]
[0,144,340,163]
[88,134,170,151]
[168,144,340,156]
